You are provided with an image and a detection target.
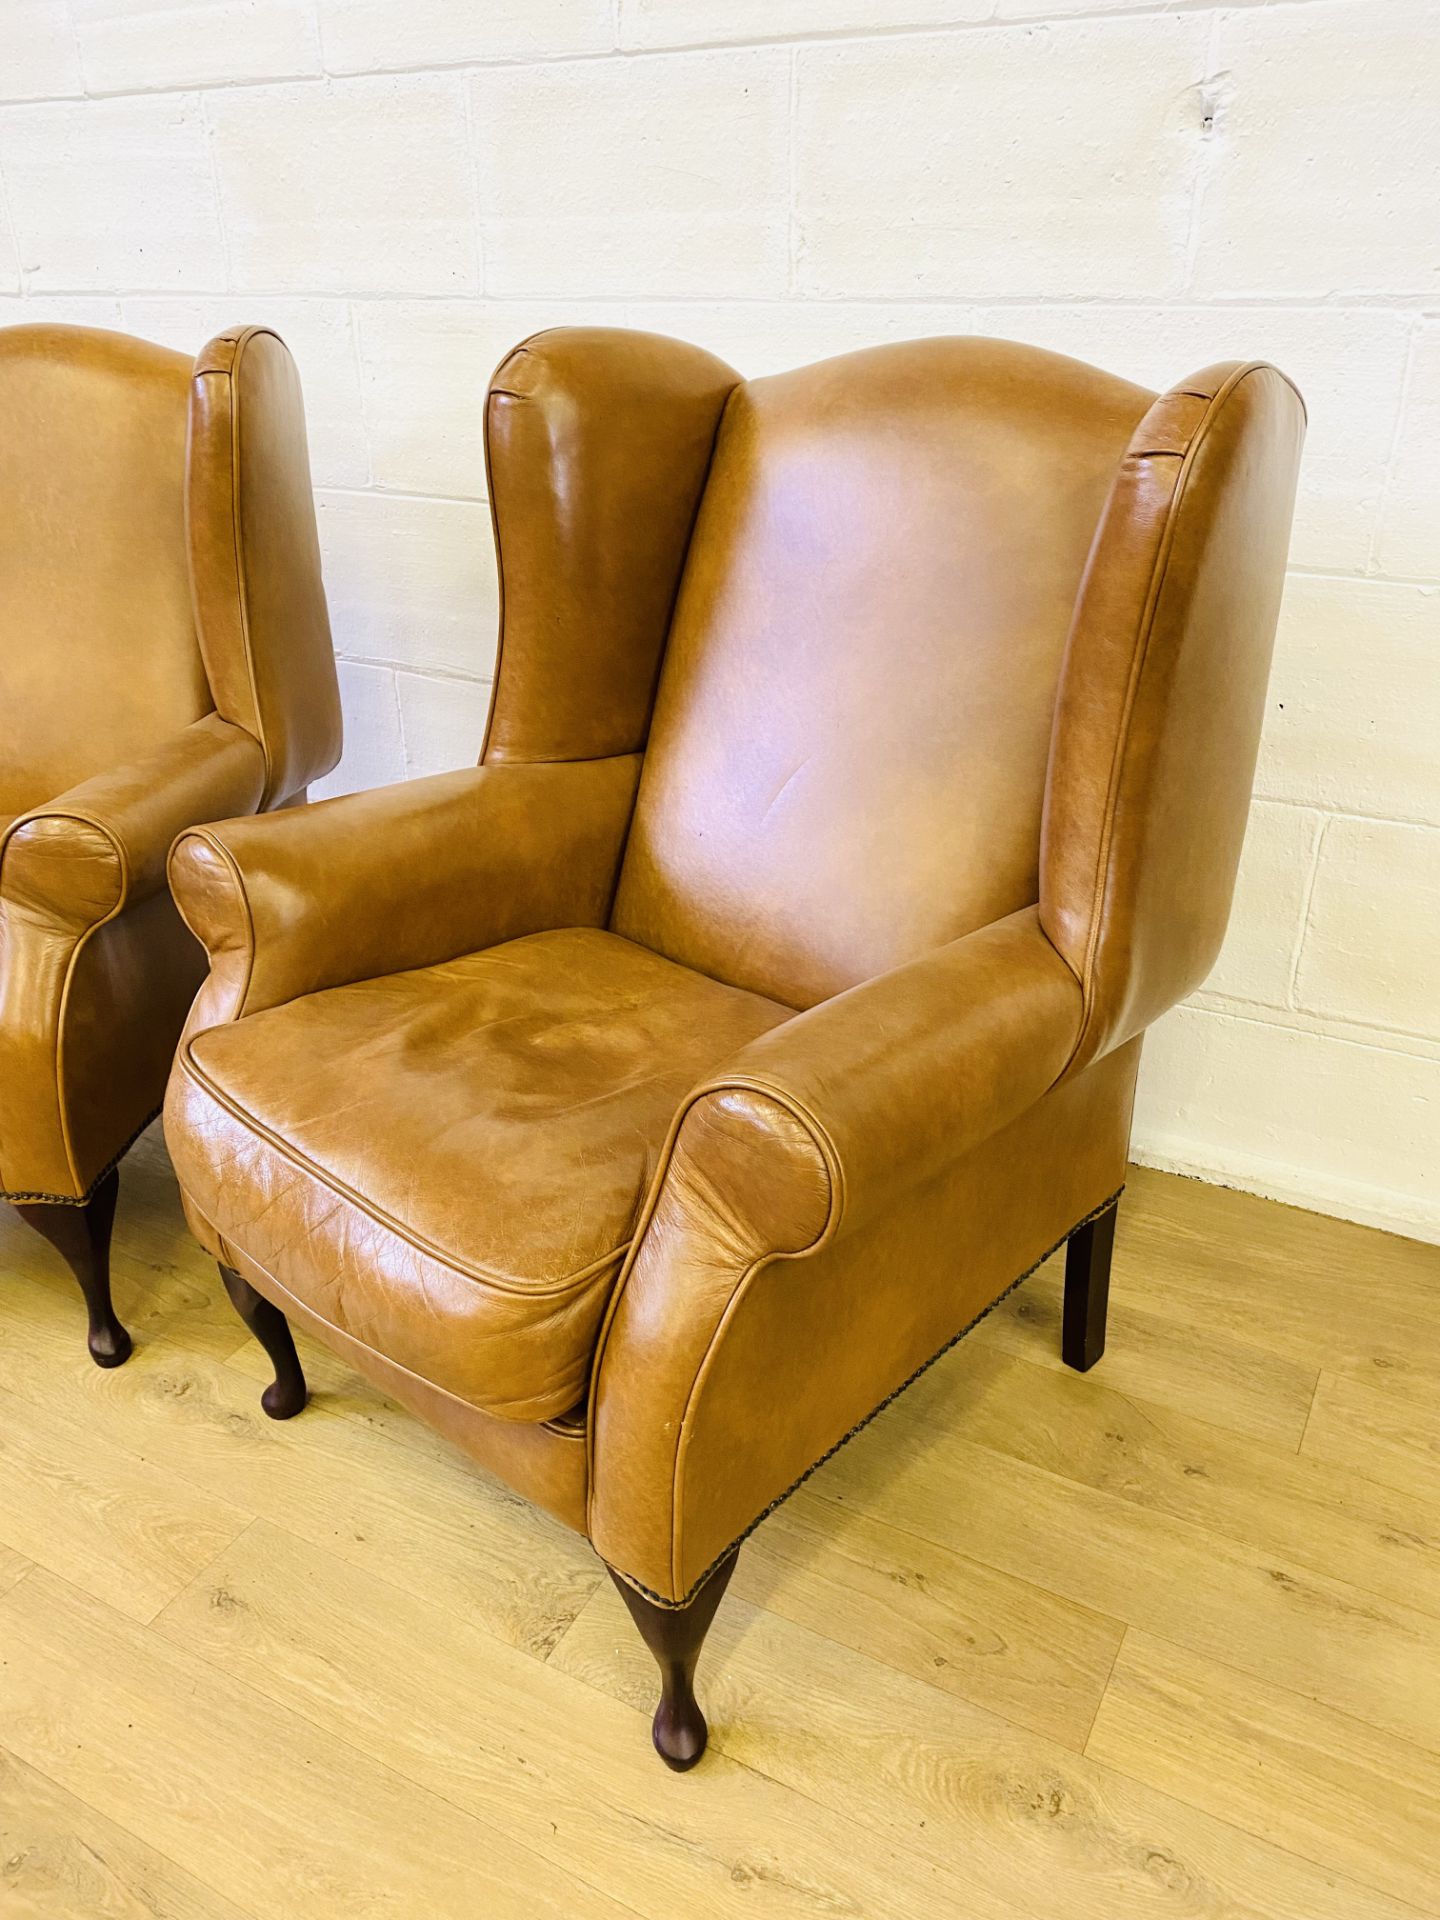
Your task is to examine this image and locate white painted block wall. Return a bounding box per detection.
[1,0,1436,1240]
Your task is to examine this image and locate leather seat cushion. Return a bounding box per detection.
[171,927,792,1421]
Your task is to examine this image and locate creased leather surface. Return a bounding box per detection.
[167,929,791,1421]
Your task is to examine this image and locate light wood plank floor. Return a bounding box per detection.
[2,1127,1438,1919]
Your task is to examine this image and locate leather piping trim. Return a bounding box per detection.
[177,1049,638,1304]
[224,329,273,796]
[606,1186,1124,1611]
[1,1104,160,1207]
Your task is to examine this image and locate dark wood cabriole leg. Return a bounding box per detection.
[16,1167,130,1368]
[219,1263,308,1419]
[609,1549,739,1772]
[1062,1196,1119,1373]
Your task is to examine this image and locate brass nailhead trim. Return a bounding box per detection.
[1,1107,162,1208]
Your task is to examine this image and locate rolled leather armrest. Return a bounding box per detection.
[0,714,266,935]
[590,908,1086,1599]
[168,753,643,1024]
[696,907,1086,1235]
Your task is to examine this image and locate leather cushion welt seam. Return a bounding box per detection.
[224,1241,591,1438]
[178,1047,634,1303]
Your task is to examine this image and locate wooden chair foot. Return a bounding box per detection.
[15,1167,131,1367]
[1063,1196,1118,1373]
[219,1264,308,1418]
[608,1549,738,1771]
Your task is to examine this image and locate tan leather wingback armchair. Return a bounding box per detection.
[164,329,1304,1767]
[1,323,340,1366]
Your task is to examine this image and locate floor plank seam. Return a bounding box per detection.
[143,1514,262,1631]
[1079,1621,1128,1758]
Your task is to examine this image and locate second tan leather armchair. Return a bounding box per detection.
[163,328,1304,1766]
[1,322,340,1366]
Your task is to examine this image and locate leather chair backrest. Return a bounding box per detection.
[0,325,210,815]
[611,338,1155,1008]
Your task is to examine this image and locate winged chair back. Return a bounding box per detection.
[487,329,1304,1031]
[0,323,339,819]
